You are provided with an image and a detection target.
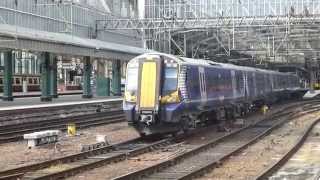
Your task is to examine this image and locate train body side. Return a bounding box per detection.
[172,64,304,122]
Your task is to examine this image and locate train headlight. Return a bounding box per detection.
[125,91,136,102]
[161,90,180,104]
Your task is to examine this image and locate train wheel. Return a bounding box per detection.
[171,130,182,137]
[139,132,146,137]
[181,116,191,133]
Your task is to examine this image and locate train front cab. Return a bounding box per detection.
[123,55,183,135]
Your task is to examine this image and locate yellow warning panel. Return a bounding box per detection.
[140,62,157,109]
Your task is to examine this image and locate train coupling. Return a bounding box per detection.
[140,114,155,126]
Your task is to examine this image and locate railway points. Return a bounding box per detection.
[257,118,320,180]
[41,101,317,180]
[0,122,140,172]
[114,102,320,180]
[198,105,320,180]
[2,100,282,178]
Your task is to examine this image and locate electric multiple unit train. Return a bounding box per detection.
[123,53,306,136]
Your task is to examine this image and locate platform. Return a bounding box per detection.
[0,95,122,112]
[0,90,82,99]
[303,90,320,99]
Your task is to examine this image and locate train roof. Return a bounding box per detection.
[134,53,295,76]
[179,57,283,75]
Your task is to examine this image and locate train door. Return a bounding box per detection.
[252,72,257,97]
[231,70,237,98]
[244,72,249,99]
[264,74,269,93]
[137,56,162,113]
[246,72,251,99]
[198,67,207,104]
[270,74,274,92]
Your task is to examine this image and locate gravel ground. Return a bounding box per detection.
[67,102,305,180]
[0,122,139,171]
[198,111,320,180]
[68,128,233,180]
[270,123,320,180]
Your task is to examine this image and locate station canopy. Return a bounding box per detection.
[73,0,112,13]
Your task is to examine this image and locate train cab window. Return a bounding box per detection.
[126,64,138,95]
[162,66,178,95]
[15,78,21,85]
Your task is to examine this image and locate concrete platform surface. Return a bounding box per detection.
[303,90,320,99]
[0,90,82,98]
[0,95,122,111]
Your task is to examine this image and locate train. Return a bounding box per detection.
[0,74,40,92]
[123,53,307,136]
[0,74,83,93]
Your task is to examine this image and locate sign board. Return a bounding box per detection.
[61,63,76,70]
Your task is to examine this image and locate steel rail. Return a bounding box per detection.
[0,137,143,177]
[0,110,124,144]
[0,99,317,179]
[24,138,173,180]
[23,101,320,180]
[18,124,217,180]
[113,107,320,180]
[0,110,123,134]
[0,122,228,179]
[0,107,112,125]
[178,108,320,180]
[255,118,320,180]
[0,173,24,180]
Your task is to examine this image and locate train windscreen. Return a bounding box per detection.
[125,62,139,102]
[126,66,138,94]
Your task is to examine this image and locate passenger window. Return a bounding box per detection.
[15,78,21,84]
[33,78,38,84]
[28,78,33,84]
[0,78,2,84]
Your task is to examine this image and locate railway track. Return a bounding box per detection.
[256,117,320,180]
[0,102,122,126]
[0,173,24,180]
[0,110,125,143]
[0,136,174,180]
[113,105,320,180]
[0,99,318,179]
[0,122,219,179]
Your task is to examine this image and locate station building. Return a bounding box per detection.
[0,0,147,101]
